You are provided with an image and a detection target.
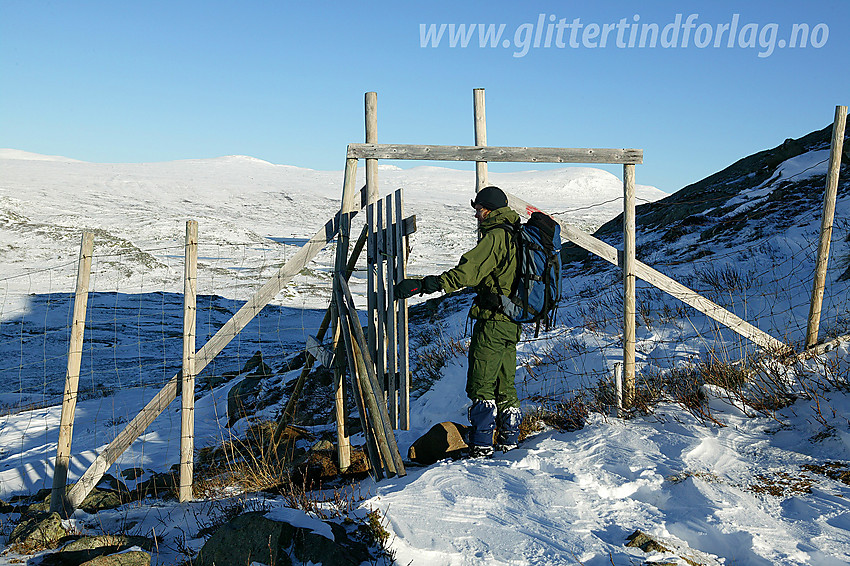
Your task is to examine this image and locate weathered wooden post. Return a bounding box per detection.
[395,191,411,430]
[331,157,360,470]
[623,164,637,406]
[366,92,380,374]
[179,220,198,502]
[51,231,94,515]
[806,105,848,349]
[473,88,489,193]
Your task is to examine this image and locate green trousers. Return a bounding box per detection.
[466,318,521,412]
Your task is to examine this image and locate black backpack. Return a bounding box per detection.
[496,212,562,334]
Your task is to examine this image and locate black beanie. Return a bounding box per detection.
[471,186,508,210]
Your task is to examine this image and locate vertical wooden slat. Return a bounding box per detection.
[375,198,387,402]
[806,105,848,349]
[385,192,399,428]
[51,232,94,516]
[366,202,377,393]
[395,190,411,430]
[623,164,637,407]
[179,220,198,503]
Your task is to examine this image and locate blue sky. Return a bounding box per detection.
[2,1,848,193]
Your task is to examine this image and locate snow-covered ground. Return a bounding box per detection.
[2,149,850,565]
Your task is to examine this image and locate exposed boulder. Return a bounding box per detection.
[8,512,67,551]
[43,535,154,565]
[78,550,150,566]
[289,446,371,489]
[408,421,469,465]
[195,511,370,566]
[27,486,125,516]
[625,530,722,566]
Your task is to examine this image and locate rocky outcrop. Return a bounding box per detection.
[42,535,154,566]
[195,511,371,566]
[8,512,67,551]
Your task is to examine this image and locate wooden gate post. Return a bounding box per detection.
[365,92,380,394]
[51,232,94,515]
[806,105,848,349]
[179,220,198,502]
[623,164,637,406]
[473,88,489,193]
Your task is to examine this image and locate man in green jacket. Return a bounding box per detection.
[397,186,522,458]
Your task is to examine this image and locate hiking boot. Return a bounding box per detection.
[468,399,497,447]
[469,445,494,458]
[496,407,522,447]
[495,443,518,453]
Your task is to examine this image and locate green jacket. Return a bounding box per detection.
[439,206,520,321]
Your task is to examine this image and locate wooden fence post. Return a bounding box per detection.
[806,105,848,349]
[622,164,637,407]
[366,92,379,381]
[51,232,94,516]
[179,220,198,503]
[473,88,489,193]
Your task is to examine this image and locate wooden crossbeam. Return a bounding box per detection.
[347,144,643,165]
[505,192,786,352]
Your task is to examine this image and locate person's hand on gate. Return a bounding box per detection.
[395,278,422,300]
[421,275,442,294]
[395,276,442,299]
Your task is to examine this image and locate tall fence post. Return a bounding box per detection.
[51,231,94,516]
[473,88,489,193]
[806,105,848,349]
[365,92,380,398]
[179,220,198,502]
[623,164,637,406]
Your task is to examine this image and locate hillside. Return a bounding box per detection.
[1,132,850,565]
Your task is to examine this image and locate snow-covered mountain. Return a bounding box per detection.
[0,151,665,306]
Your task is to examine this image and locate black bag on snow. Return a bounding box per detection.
[496,212,562,329]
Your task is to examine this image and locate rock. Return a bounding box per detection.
[289,448,371,489]
[132,471,178,500]
[44,535,154,566]
[79,550,151,566]
[625,530,671,553]
[227,375,264,426]
[27,487,125,516]
[277,351,307,373]
[241,350,273,377]
[195,511,370,566]
[8,512,67,551]
[408,422,469,465]
[311,439,334,452]
[625,530,721,566]
[119,468,145,481]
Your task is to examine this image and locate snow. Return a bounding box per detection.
[1,149,850,565]
[264,506,335,541]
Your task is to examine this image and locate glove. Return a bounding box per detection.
[421,275,442,295]
[395,278,422,300]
